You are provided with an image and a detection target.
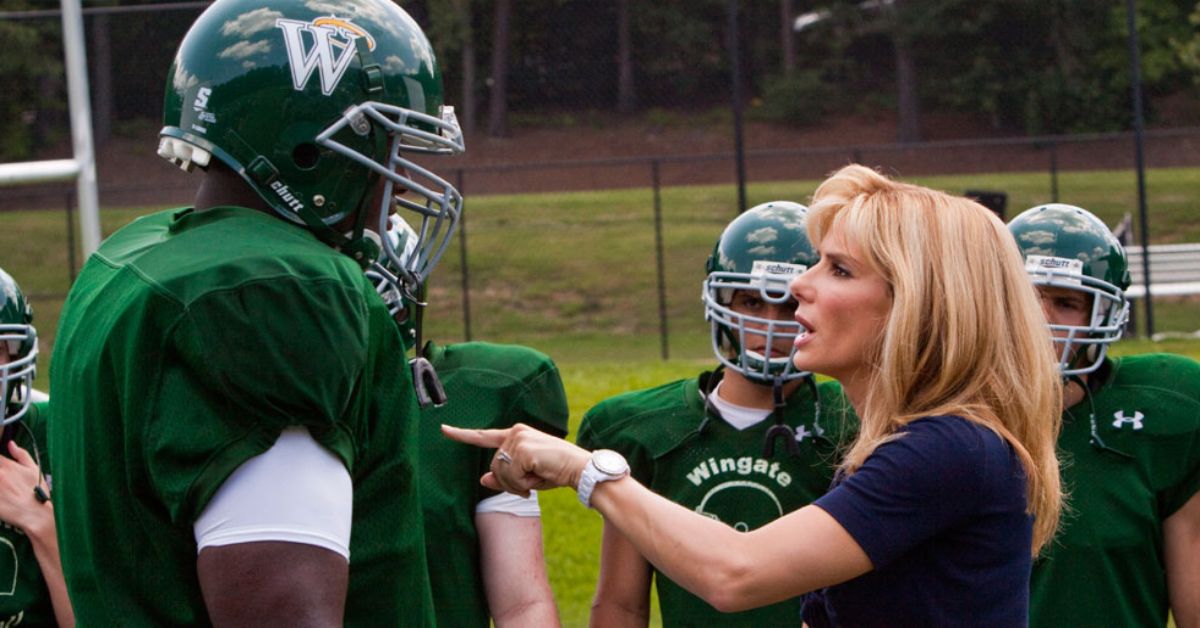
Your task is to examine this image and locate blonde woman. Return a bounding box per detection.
[446,164,1062,626]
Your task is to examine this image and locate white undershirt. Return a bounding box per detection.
[193,426,352,560]
[475,490,542,517]
[706,381,773,431]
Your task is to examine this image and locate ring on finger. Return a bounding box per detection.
[496,449,513,464]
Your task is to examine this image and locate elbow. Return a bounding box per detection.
[696,553,760,613]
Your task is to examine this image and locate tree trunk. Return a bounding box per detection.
[892,0,921,143]
[780,0,795,77]
[456,0,477,136]
[894,37,920,142]
[487,0,512,138]
[91,13,113,144]
[617,0,635,113]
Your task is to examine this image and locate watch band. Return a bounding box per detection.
[577,449,629,508]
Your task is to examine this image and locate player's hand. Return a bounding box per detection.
[0,440,51,534]
[442,423,591,498]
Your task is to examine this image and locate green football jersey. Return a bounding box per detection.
[417,341,569,627]
[1031,353,1200,627]
[578,371,856,627]
[0,401,54,627]
[48,207,433,626]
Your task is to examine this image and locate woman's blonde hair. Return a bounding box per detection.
[806,164,1063,555]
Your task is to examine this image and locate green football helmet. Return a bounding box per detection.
[703,201,817,383]
[159,0,464,299]
[0,268,37,425]
[1008,204,1130,376]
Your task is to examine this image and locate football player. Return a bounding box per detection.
[1009,204,1200,627]
[371,217,567,626]
[47,0,463,624]
[576,202,855,626]
[0,266,72,626]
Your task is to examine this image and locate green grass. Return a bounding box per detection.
[2,168,1198,625]
[4,167,1198,370]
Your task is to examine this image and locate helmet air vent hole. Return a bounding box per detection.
[292,143,320,170]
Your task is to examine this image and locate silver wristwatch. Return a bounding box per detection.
[577,449,630,508]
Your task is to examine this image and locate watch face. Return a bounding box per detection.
[592,449,628,476]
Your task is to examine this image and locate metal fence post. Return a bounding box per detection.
[652,160,669,360]
[457,168,472,341]
[1125,0,1154,338]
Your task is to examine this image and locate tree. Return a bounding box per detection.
[487,0,512,137]
[458,2,477,136]
[617,0,635,112]
[890,0,920,142]
[424,0,478,135]
[781,0,796,76]
[91,13,113,144]
[0,2,64,160]
[1176,2,1200,82]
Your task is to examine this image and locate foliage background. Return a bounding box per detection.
[3,0,1200,161]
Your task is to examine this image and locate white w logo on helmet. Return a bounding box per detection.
[276,17,375,96]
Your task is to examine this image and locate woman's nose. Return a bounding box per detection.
[789,273,809,303]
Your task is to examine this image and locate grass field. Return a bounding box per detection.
[1,169,1198,626]
[3,167,1199,380]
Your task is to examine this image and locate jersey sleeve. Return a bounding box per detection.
[577,401,657,486]
[175,276,368,431]
[575,410,601,451]
[149,276,369,523]
[1116,354,1200,517]
[812,417,1007,569]
[1156,357,1200,516]
[505,357,569,438]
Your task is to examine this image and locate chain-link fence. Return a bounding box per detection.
[5,127,1198,364]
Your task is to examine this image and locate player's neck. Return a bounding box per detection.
[193,165,272,214]
[1063,375,1088,410]
[717,370,801,410]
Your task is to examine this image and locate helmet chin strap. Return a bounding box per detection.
[1065,369,1132,460]
[760,375,828,457]
[410,283,446,409]
[761,377,800,458]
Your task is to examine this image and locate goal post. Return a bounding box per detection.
[0,0,101,258]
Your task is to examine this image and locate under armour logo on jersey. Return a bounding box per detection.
[276,16,376,96]
[1112,410,1145,430]
[793,425,812,443]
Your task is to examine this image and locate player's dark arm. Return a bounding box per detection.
[197,541,348,627]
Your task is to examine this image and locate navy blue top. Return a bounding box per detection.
[802,416,1033,628]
